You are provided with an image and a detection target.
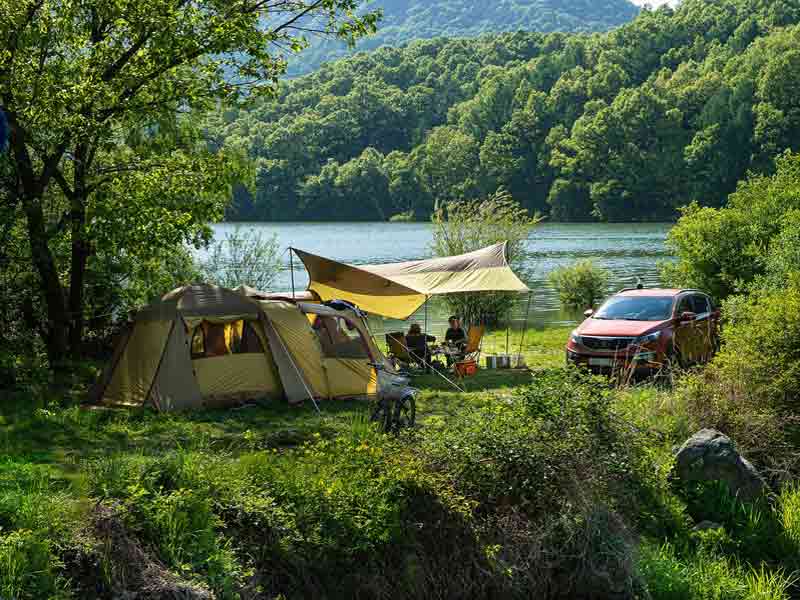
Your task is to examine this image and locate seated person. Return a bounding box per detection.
[405,323,435,368]
[444,316,467,365]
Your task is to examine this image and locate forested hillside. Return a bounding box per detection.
[216,0,800,222]
[287,0,639,76]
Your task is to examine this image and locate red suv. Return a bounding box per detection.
[566,288,720,374]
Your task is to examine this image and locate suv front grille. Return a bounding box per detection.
[580,336,635,352]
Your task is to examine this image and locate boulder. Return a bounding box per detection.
[692,520,723,532]
[674,429,766,501]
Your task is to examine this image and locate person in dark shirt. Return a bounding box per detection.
[444,316,467,366]
[445,316,467,349]
[406,323,435,369]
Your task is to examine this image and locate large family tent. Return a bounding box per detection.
[293,242,530,319]
[90,284,390,411]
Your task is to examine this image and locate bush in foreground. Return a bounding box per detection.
[4,368,800,598]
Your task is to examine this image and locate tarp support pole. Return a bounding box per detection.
[289,247,296,300]
[423,295,429,335]
[517,292,533,366]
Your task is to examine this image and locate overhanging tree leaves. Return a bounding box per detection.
[0,0,377,371]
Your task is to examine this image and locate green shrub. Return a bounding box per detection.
[548,260,610,310]
[431,189,540,324]
[661,152,800,301]
[415,369,666,595]
[716,283,800,408]
[0,460,80,600]
[201,225,282,291]
[672,283,800,475]
[0,530,61,600]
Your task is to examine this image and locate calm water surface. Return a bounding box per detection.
[209,222,673,332]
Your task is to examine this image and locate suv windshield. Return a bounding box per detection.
[593,296,674,321]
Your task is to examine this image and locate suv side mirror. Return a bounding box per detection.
[583,308,594,318]
[679,311,696,323]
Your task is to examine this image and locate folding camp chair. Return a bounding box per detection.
[452,325,485,379]
[386,332,415,369]
[463,325,486,363]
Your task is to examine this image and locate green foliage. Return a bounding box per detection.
[662,152,800,300]
[1,0,378,372]
[711,283,800,410]
[4,332,800,597]
[0,530,61,600]
[200,226,282,291]
[548,259,610,310]
[778,484,800,547]
[219,0,800,223]
[637,542,794,600]
[430,189,538,323]
[287,0,640,77]
[419,369,640,516]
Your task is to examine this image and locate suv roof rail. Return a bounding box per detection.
[616,287,706,295]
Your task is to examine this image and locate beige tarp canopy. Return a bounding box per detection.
[293,242,530,319]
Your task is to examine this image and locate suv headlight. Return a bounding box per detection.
[637,330,662,345]
[570,330,582,345]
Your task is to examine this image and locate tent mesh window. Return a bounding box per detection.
[313,316,370,359]
[191,321,264,359]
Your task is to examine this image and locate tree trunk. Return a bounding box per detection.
[68,205,88,358]
[68,144,89,358]
[22,195,69,367]
[8,111,70,373]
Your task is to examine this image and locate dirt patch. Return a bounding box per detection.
[67,503,215,600]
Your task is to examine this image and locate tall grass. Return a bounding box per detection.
[637,542,793,600]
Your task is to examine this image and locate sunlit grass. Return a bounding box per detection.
[1,324,799,598]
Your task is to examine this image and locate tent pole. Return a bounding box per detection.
[517,291,533,367]
[289,247,296,300]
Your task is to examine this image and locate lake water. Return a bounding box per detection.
[209,221,673,333]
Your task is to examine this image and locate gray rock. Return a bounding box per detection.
[674,429,766,501]
[692,520,723,532]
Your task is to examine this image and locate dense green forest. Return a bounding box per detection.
[216,0,800,222]
[286,0,640,76]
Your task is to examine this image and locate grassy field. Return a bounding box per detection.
[1,324,798,599]
[1,327,571,479]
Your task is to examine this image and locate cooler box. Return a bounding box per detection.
[455,360,478,377]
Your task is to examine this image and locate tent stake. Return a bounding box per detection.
[289,247,296,299]
[517,291,533,367]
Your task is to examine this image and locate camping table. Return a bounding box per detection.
[432,344,464,369]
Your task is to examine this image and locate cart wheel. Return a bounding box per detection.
[391,393,416,432]
[370,397,392,432]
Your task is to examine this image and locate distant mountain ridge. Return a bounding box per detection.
[287,0,640,76]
